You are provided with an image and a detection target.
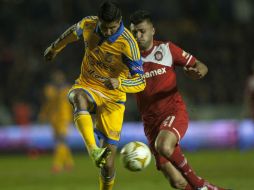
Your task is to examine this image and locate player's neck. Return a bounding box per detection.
[141,41,154,53]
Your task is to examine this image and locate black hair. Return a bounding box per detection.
[98,1,122,22]
[130,10,153,25]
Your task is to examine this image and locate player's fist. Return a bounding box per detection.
[104,78,120,90]
[44,45,57,61]
[183,66,202,80]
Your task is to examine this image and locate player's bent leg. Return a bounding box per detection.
[160,161,189,190]
[155,130,178,158]
[69,89,102,165]
[99,142,117,190]
[155,131,205,189]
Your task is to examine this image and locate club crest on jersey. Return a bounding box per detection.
[154,51,163,61]
[93,48,99,54]
[105,52,113,63]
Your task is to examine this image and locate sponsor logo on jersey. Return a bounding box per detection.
[88,53,115,72]
[109,130,120,138]
[131,66,143,72]
[87,69,108,82]
[144,67,166,78]
[154,51,163,61]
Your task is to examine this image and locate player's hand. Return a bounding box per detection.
[44,45,57,61]
[104,78,120,90]
[183,66,202,80]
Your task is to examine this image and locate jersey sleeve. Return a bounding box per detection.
[74,16,98,38]
[118,30,145,93]
[117,74,146,93]
[168,42,196,67]
[122,30,144,76]
[51,23,79,53]
[52,16,97,53]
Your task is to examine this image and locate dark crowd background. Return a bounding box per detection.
[0,0,253,125]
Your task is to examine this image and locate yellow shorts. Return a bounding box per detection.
[69,84,125,145]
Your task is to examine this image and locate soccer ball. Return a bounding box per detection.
[120,141,151,172]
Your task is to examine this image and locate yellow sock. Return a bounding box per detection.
[57,143,74,169]
[74,113,97,153]
[63,145,74,168]
[53,143,66,170]
[99,175,115,190]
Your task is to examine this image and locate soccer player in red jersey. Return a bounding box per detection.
[130,10,231,190]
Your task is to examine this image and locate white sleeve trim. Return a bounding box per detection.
[185,55,193,66]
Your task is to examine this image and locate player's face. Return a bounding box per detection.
[130,20,155,51]
[98,19,121,38]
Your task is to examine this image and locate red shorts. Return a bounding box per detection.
[144,108,188,170]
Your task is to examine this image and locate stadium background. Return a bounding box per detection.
[0,0,254,190]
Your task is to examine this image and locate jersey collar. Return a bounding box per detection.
[141,41,156,57]
[95,21,124,43]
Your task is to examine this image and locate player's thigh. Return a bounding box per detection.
[96,101,125,141]
[159,111,188,142]
[160,161,187,187]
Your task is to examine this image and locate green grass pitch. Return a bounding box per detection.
[0,150,253,190]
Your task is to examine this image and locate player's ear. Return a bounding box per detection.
[118,16,122,24]
[152,27,155,35]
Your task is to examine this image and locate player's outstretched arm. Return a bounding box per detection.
[183,60,208,80]
[44,24,80,61]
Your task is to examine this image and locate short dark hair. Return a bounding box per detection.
[98,1,122,22]
[130,10,153,25]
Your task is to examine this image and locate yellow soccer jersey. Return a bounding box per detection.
[73,16,145,102]
[40,84,72,125]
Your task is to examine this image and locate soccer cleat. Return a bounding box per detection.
[51,166,62,174]
[64,164,74,172]
[196,187,232,190]
[196,187,208,190]
[91,147,111,168]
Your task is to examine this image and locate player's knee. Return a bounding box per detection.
[68,90,88,110]
[155,139,174,157]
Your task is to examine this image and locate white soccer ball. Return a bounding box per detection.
[120,141,151,172]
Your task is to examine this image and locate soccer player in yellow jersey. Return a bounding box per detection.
[44,1,145,190]
[39,70,74,173]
